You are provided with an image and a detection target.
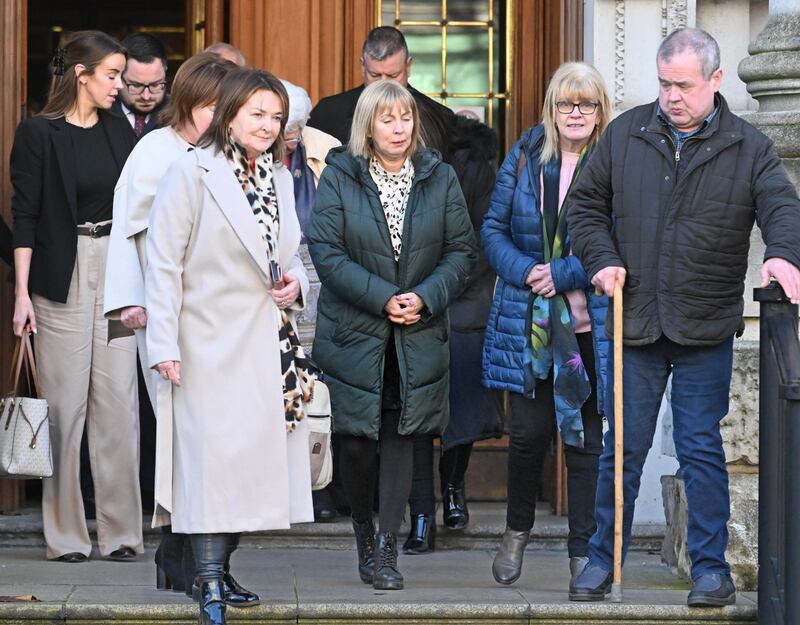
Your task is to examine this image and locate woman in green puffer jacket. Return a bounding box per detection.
[308,79,476,592]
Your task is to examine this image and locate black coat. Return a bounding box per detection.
[308,84,454,160]
[10,111,135,302]
[567,95,800,346]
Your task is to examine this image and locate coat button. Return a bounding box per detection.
[665,175,670,181]
[660,139,665,143]
[641,126,646,131]
[706,147,711,151]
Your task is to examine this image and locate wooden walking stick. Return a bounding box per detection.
[610,280,624,603]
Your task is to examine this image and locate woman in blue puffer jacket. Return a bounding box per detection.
[482,62,612,588]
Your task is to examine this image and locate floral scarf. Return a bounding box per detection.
[529,147,591,448]
[224,137,314,432]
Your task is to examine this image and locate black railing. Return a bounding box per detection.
[756,284,800,625]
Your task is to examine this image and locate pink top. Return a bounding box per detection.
[539,150,590,333]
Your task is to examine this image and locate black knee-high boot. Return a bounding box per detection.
[191,534,228,625]
[154,526,185,592]
[440,443,473,530]
[223,534,260,607]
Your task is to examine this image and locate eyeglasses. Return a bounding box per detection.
[556,101,599,115]
[123,77,167,95]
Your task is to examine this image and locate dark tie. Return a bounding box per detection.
[133,113,147,138]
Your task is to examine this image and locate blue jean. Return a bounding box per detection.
[588,335,733,580]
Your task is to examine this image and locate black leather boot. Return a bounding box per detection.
[192,534,260,607]
[441,483,469,530]
[155,526,185,592]
[199,579,227,625]
[373,532,403,590]
[222,534,259,608]
[352,517,376,584]
[402,513,436,554]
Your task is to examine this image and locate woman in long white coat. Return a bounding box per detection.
[104,52,253,602]
[145,68,314,625]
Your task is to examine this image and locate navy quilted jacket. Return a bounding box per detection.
[481,125,609,413]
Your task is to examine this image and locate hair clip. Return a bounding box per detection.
[52,47,66,76]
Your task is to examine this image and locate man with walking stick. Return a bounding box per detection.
[566,27,800,607]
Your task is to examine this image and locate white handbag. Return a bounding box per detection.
[305,377,333,491]
[0,334,52,479]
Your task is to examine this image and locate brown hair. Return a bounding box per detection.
[197,68,289,161]
[159,52,236,130]
[38,30,126,120]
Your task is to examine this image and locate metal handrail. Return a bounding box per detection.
[755,283,800,625]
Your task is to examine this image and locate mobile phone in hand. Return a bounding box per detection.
[269,260,284,287]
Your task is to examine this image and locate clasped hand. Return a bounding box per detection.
[384,292,425,325]
[526,263,556,298]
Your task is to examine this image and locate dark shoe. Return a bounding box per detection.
[221,572,260,608]
[492,528,529,585]
[402,514,436,554]
[352,517,376,584]
[313,489,337,523]
[442,483,469,530]
[199,579,227,625]
[108,547,136,561]
[191,572,260,608]
[155,529,186,592]
[569,562,612,601]
[687,573,736,607]
[373,532,403,590]
[569,556,589,586]
[55,552,88,563]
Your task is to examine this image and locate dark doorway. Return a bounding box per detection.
[27,0,186,115]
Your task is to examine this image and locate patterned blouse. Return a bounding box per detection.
[369,157,414,261]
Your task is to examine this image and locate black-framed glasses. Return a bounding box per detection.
[123,77,167,95]
[556,101,599,115]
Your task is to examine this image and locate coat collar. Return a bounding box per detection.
[48,110,132,223]
[195,146,299,283]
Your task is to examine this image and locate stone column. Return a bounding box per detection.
[724,0,800,590]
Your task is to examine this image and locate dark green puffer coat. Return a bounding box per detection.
[308,146,477,439]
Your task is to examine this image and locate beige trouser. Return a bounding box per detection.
[33,232,143,559]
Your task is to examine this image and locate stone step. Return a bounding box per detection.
[0,547,757,624]
[0,503,665,552]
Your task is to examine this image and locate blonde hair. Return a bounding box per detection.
[540,62,612,164]
[348,80,422,160]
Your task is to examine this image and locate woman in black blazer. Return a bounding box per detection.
[10,30,142,563]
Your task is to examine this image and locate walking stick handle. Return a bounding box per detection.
[610,280,624,602]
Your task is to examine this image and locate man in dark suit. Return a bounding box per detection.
[112,33,168,139]
[308,26,453,159]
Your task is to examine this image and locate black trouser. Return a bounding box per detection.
[409,438,474,516]
[506,331,603,557]
[339,409,413,534]
[191,533,239,584]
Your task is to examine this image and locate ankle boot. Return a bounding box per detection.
[222,534,259,608]
[352,517,376,584]
[199,579,226,625]
[373,532,403,590]
[402,514,436,554]
[154,527,185,592]
[441,483,469,530]
[492,527,530,585]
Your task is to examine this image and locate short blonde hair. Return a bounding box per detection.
[540,62,612,164]
[348,80,422,160]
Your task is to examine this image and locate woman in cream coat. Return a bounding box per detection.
[145,68,313,625]
[104,53,259,603]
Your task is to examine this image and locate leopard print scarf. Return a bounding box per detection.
[369,157,414,261]
[224,137,313,432]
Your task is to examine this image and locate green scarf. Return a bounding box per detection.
[529,147,591,447]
